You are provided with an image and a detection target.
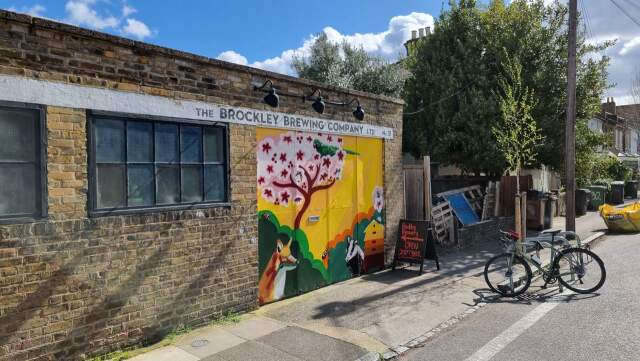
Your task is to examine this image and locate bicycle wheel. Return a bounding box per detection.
[484,253,532,297]
[553,247,606,294]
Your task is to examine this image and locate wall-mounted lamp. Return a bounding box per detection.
[255,81,365,121]
[304,89,325,114]
[253,80,279,108]
[349,99,365,121]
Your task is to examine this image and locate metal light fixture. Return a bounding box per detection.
[312,97,325,114]
[353,104,365,121]
[305,89,325,114]
[264,89,279,108]
[348,98,365,121]
[254,80,279,108]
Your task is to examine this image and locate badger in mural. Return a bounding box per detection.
[345,236,365,276]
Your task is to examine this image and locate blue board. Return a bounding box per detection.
[443,193,479,226]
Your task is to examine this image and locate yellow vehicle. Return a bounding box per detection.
[599,202,640,232]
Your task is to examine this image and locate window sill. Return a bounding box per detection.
[0,215,48,225]
[88,201,232,218]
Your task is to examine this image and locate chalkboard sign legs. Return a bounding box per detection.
[392,230,399,271]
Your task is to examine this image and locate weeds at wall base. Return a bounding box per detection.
[85,312,241,361]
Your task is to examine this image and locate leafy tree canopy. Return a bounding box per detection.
[492,53,545,188]
[293,33,406,98]
[404,0,611,176]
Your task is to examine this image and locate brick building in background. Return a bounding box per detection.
[0,10,404,360]
[588,97,640,155]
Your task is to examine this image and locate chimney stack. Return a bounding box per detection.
[603,97,617,115]
[418,28,425,38]
[411,30,417,39]
[425,26,431,35]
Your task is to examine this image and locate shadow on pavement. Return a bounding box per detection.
[467,286,601,308]
[309,246,501,321]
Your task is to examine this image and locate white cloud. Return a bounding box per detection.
[122,4,136,17]
[57,1,154,40]
[8,4,46,17]
[620,36,640,55]
[122,18,151,40]
[65,0,119,30]
[580,1,640,104]
[244,12,435,75]
[217,50,248,66]
[250,36,318,75]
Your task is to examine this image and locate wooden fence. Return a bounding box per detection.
[403,164,425,220]
[499,175,533,216]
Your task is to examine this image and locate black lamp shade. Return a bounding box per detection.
[264,89,279,107]
[312,97,325,114]
[353,105,365,121]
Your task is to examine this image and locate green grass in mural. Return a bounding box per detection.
[258,211,328,298]
[258,209,386,295]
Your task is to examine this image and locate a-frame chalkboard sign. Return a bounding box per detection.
[392,219,440,275]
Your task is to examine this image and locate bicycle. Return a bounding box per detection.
[483,229,606,297]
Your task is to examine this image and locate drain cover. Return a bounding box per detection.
[191,339,209,348]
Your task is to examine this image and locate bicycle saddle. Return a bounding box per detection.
[540,229,562,236]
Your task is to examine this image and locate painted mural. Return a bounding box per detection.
[257,128,384,305]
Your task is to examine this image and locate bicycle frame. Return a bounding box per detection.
[499,230,584,292]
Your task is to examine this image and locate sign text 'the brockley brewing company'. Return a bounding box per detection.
[195,105,393,139]
[0,74,393,140]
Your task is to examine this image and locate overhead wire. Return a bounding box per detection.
[610,0,640,28]
[403,84,471,116]
[620,0,640,13]
[580,0,604,58]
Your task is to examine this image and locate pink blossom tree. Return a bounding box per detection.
[257,131,351,229]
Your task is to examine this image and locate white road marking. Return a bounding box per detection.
[464,292,574,361]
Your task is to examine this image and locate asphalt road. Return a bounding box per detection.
[400,232,640,361]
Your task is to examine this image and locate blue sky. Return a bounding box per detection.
[1,1,442,68]
[1,0,639,104]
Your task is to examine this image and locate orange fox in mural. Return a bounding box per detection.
[258,239,298,304]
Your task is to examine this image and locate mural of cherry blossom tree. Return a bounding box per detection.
[257,131,356,229]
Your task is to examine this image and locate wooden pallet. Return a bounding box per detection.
[431,201,455,246]
[482,181,497,221]
[437,185,485,216]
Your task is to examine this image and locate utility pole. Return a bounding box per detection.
[565,0,578,232]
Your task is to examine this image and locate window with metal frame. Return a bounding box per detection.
[0,103,46,221]
[89,114,228,214]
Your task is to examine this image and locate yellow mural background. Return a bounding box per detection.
[256,128,383,259]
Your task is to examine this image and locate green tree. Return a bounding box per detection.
[293,33,405,98]
[575,120,610,187]
[492,55,544,191]
[404,0,502,175]
[404,0,612,176]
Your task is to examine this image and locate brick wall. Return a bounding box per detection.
[457,217,515,248]
[0,10,404,361]
[46,107,87,220]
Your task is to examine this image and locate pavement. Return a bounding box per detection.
[127,205,619,361]
[398,222,640,361]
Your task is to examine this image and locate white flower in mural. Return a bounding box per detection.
[373,186,384,212]
[257,131,356,229]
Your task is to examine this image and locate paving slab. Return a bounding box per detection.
[259,242,498,350]
[128,210,608,361]
[358,276,487,346]
[176,327,245,358]
[225,316,287,340]
[257,326,368,361]
[128,346,200,361]
[213,340,302,361]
